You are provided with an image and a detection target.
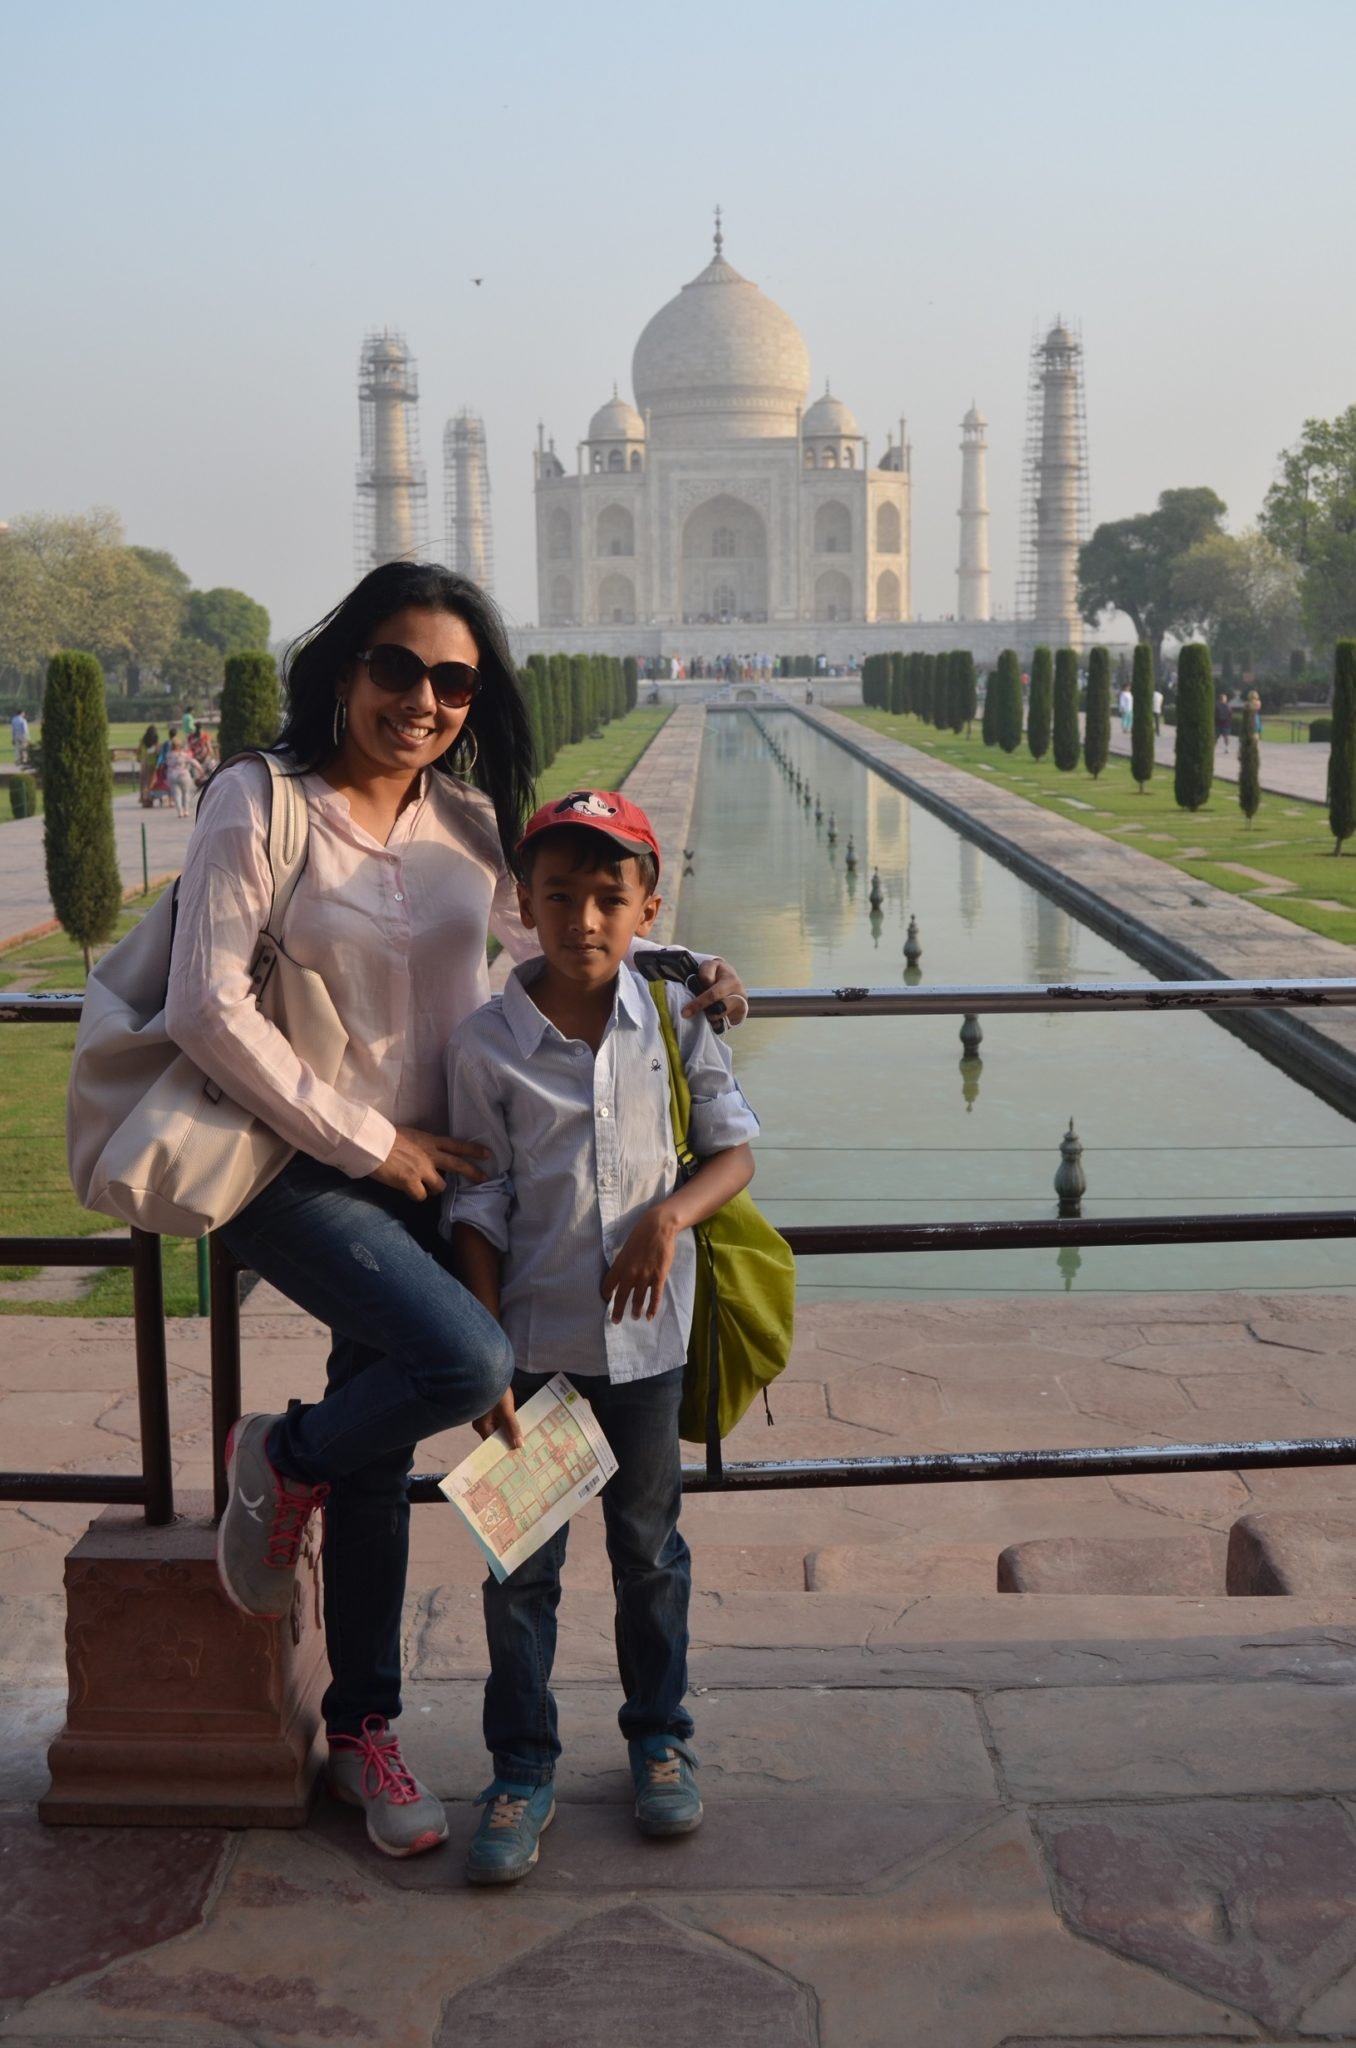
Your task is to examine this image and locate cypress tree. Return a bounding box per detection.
[981,670,998,745]
[623,655,638,712]
[994,649,1023,753]
[568,655,588,744]
[1084,645,1111,778]
[1027,645,1052,760]
[890,651,906,715]
[1053,648,1080,769]
[41,650,122,972]
[528,654,555,762]
[1329,640,1356,854]
[1130,641,1155,792]
[954,650,978,735]
[548,654,570,751]
[219,650,280,761]
[1237,699,1260,828]
[1174,643,1215,811]
[918,654,935,725]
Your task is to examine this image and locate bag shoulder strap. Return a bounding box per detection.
[258,754,312,939]
[648,982,699,1179]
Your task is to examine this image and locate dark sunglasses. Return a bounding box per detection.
[358,644,482,708]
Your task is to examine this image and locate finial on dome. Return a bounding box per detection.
[713,203,723,257]
[612,381,618,399]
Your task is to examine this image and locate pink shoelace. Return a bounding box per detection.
[263,1474,329,1570]
[330,1715,422,1806]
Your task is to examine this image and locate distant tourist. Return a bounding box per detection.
[1247,688,1263,738]
[179,703,197,737]
[9,708,29,765]
[1152,686,1164,735]
[164,733,203,819]
[137,724,160,805]
[1216,692,1233,752]
[1118,684,1133,734]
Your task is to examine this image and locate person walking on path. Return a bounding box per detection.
[1152,686,1164,735]
[164,732,202,818]
[161,562,744,1861]
[1216,692,1233,752]
[447,793,758,1885]
[1118,684,1133,734]
[9,709,29,765]
[137,725,160,805]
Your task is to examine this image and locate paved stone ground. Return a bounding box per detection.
[1107,724,1330,804]
[8,1288,1356,2042]
[0,796,189,950]
[808,706,1356,1109]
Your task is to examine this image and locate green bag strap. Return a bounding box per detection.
[649,984,723,1477]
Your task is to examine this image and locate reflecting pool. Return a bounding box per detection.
[674,711,1356,1301]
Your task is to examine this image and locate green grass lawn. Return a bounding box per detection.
[0,705,671,1316]
[844,707,1356,945]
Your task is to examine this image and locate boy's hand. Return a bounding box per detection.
[682,956,748,1028]
[473,1389,523,1449]
[603,1208,679,1323]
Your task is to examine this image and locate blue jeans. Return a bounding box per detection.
[221,1154,513,1736]
[482,1366,693,1786]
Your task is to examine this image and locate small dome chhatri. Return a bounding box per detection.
[631,217,811,448]
[803,384,859,439]
[588,386,645,443]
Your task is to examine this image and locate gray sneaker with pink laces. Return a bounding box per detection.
[328,1716,450,1858]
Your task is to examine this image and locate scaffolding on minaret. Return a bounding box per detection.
[443,408,494,593]
[354,330,428,576]
[1016,319,1090,643]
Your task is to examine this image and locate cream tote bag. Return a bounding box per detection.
[66,754,348,1238]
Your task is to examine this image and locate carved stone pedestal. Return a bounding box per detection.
[39,1490,327,1827]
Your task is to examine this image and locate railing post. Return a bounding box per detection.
[209,1234,243,1522]
[128,1229,174,1526]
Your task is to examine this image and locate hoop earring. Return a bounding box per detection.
[454,728,479,778]
[332,698,347,749]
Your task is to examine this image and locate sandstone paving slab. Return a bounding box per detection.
[806,1541,1008,1594]
[699,1812,1257,2048]
[996,1531,1226,1596]
[1108,1471,1253,1527]
[395,1678,997,1802]
[1038,1797,1356,2030]
[433,1902,816,2047]
[1057,1361,1196,1421]
[310,1786,999,1899]
[987,1679,1356,1802]
[0,1816,227,2005]
[1227,1510,1356,1596]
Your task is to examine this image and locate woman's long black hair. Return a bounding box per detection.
[271,562,536,868]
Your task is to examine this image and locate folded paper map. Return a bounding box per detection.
[438,1373,618,1583]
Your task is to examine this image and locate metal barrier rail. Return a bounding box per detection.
[6,976,1356,1520]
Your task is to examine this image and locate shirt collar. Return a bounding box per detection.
[503,957,649,1059]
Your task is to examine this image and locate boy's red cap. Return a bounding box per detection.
[517,789,662,877]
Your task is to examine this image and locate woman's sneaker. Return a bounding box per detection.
[465,1780,556,1885]
[327,1717,449,1858]
[629,1736,702,1836]
[216,1413,329,1620]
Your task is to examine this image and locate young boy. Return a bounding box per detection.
[443,788,757,1885]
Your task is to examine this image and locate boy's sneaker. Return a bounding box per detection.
[216,1412,329,1621]
[328,1716,449,1859]
[630,1735,703,1836]
[465,1780,556,1885]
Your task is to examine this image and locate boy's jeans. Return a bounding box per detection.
[220,1154,513,1736]
[482,1366,693,1786]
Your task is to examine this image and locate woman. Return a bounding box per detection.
[164,732,202,817]
[164,562,742,1859]
[137,724,159,805]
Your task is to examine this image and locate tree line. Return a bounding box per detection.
[0,510,270,706]
[1076,405,1356,686]
[516,653,638,773]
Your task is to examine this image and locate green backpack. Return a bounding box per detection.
[650,985,796,1461]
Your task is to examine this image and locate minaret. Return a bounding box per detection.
[957,404,991,623]
[1031,321,1085,647]
[443,407,494,593]
[355,331,427,571]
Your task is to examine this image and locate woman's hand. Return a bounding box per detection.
[473,1389,523,1449]
[602,1207,679,1323]
[370,1127,489,1201]
[682,955,749,1028]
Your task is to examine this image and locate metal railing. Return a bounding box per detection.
[5,975,1356,1521]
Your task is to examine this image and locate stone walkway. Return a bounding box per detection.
[808,705,1356,1116]
[8,1290,1356,2040]
[1108,724,1331,803]
[0,796,189,949]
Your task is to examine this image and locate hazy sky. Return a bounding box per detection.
[3,0,1353,644]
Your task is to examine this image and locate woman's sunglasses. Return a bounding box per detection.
[358,644,481,708]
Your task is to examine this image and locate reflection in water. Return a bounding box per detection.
[1057,1246,1083,1293]
[674,710,1356,1299]
[869,909,884,951]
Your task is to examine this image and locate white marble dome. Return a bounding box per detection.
[802,387,858,438]
[632,242,810,448]
[589,390,645,442]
